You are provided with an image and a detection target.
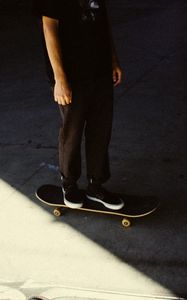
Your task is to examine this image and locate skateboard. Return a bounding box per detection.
[36,184,159,228]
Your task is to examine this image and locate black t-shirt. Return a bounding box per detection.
[33,0,113,83]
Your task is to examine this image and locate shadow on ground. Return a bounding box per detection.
[0,0,187,298]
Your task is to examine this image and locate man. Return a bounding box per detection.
[33,0,124,210]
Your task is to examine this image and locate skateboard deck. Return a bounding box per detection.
[36,184,159,228]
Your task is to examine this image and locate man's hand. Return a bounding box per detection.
[112,59,122,87]
[54,79,72,106]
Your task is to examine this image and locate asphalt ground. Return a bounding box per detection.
[0,1,187,299]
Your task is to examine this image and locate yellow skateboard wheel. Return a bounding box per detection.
[53,208,62,217]
[122,218,131,228]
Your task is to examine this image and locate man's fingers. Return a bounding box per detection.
[55,95,72,106]
[113,69,122,86]
[113,71,117,84]
[55,96,66,106]
[113,72,119,86]
[69,92,72,103]
[117,70,122,85]
[64,95,71,104]
[66,92,72,103]
[53,81,72,105]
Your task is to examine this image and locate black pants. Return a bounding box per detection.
[58,75,114,186]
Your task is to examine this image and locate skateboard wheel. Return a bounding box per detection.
[122,218,131,228]
[53,208,62,217]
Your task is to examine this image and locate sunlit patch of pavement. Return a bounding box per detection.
[0,285,26,300]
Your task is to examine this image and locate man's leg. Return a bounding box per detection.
[58,82,90,208]
[85,76,113,183]
[85,76,124,210]
[59,104,84,186]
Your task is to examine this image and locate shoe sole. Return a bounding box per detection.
[86,195,124,210]
[62,188,83,209]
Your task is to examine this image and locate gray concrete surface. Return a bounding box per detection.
[0,1,187,299]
